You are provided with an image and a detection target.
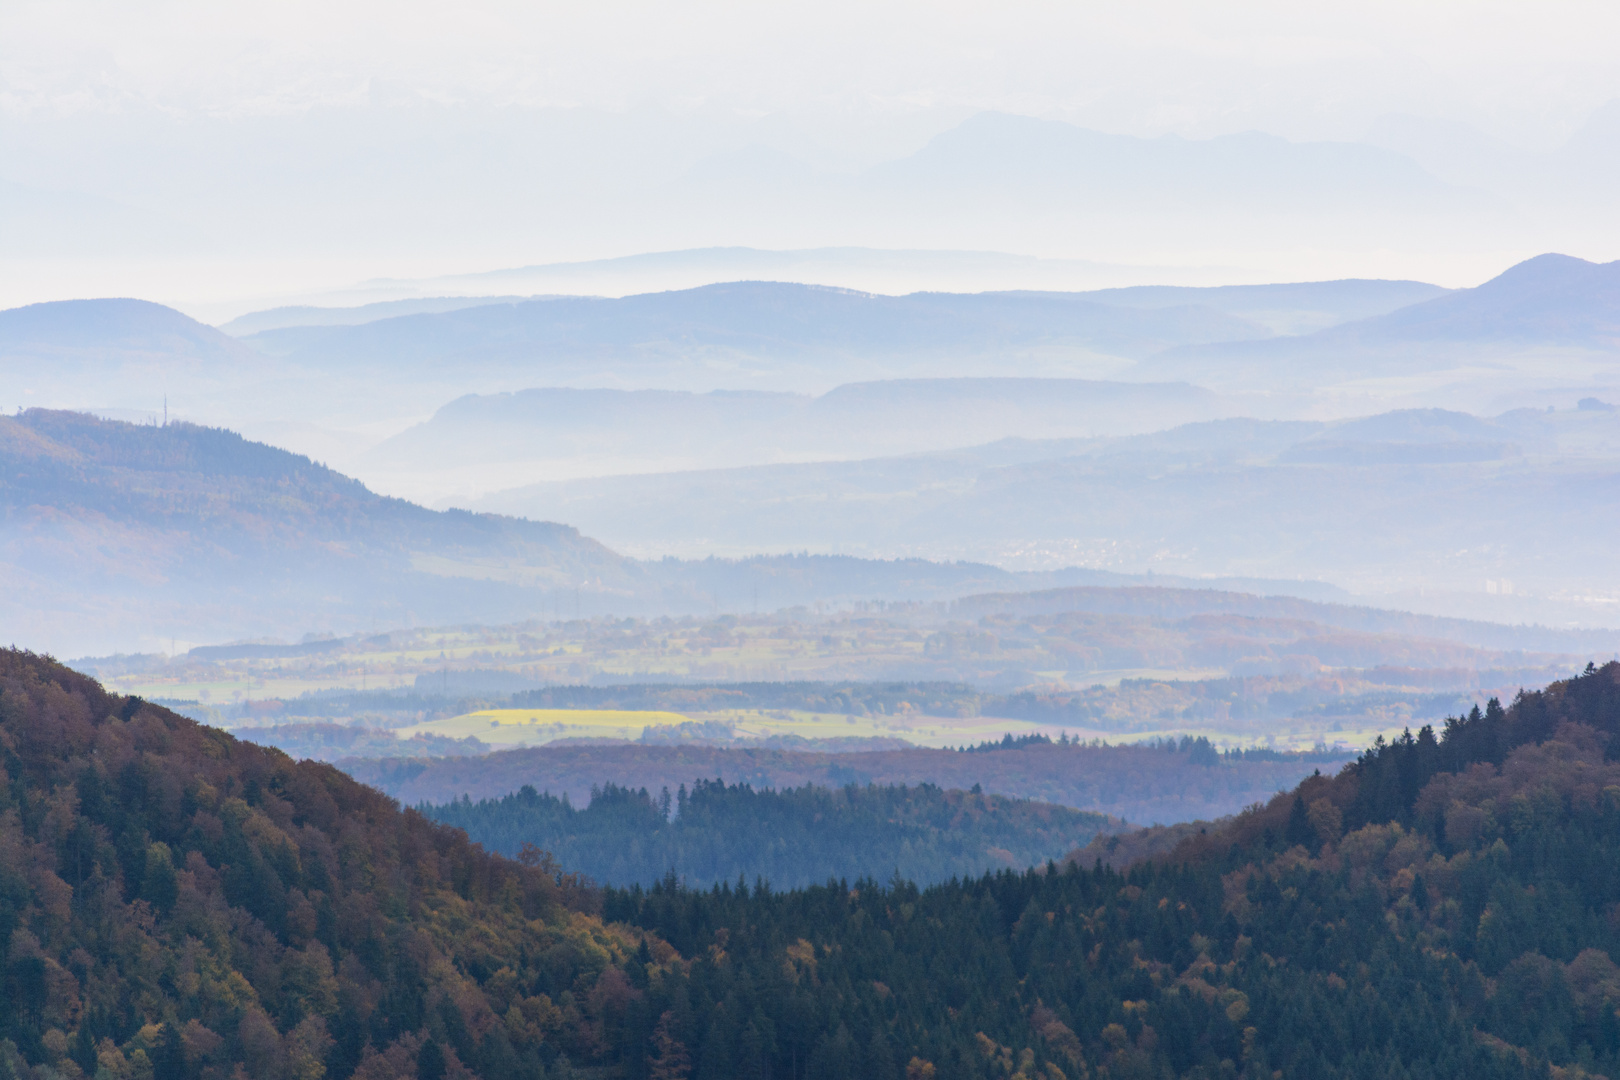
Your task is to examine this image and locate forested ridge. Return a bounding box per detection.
[0,650,640,1080]
[10,649,1620,1079]
[349,739,1342,827]
[423,781,1118,889]
[599,661,1620,1080]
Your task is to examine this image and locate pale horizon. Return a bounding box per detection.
[6,1,1620,313]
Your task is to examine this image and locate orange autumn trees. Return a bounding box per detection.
[0,649,651,1080]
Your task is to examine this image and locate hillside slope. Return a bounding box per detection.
[0,298,256,371]
[0,649,636,1079]
[344,739,1347,826]
[593,663,1620,1080]
[1141,252,1620,389]
[10,651,1620,1077]
[1318,252,1620,349]
[464,405,1620,617]
[7,407,1441,658]
[0,409,642,652]
[425,779,1120,889]
[359,378,1230,497]
[245,282,1269,388]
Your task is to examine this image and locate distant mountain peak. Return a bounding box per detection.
[1476,251,1616,294]
[0,296,257,362]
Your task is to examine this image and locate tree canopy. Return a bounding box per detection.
[425,779,1116,889]
[6,650,1620,1078]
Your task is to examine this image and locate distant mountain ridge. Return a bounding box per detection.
[867,113,1472,212]
[218,254,1449,337]
[463,404,1620,622]
[1327,252,1620,347]
[1141,253,1620,387]
[240,281,1271,384]
[361,377,1230,484]
[0,409,643,653]
[0,297,257,368]
[952,584,1620,655]
[216,295,538,336]
[0,408,1359,656]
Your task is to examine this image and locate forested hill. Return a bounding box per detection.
[0,409,642,649]
[0,409,620,566]
[348,737,1344,827]
[424,780,1119,889]
[0,649,626,1080]
[13,650,1620,1077]
[597,661,1620,1080]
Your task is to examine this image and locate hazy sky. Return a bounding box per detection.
[9,0,1620,142]
[3,0,1619,311]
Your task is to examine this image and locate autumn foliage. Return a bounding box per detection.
[0,649,641,1080]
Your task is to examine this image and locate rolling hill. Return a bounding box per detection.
[1,408,1369,658]
[0,298,250,364]
[9,616,1620,1077]
[346,739,1354,828]
[462,404,1620,622]
[0,409,644,653]
[1140,253,1620,390]
[596,662,1620,1079]
[862,112,1476,217]
[240,281,1270,391]
[218,248,1450,334]
[422,779,1120,889]
[359,377,1232,495]
[1070,277,1449,335]
[0,648,614,1080]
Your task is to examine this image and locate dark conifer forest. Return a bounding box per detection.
[602,661,1620,1080]
[7,649,1620,1078]
[423,780,1117,889]
[0,650,614,1080]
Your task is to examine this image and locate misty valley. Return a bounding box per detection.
[6,123,1620,1080]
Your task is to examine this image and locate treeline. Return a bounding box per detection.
[503,675,1485,736]
[14,646,1620,1078]
[592,661,1620,1079]
[961,733,1326,768]
[349,738,1345,831]
[509,680,984,717]
[424,780,1117,889]
[505,674,1491,735]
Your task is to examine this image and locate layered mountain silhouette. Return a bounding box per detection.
[861,113,1473,213]
[1327,252,1620,347]
[1,409,1250,655]
[464,404,1620,620]
[0,410,641,652]
[656,112,1506,256]
[361,377,1230,483]
[241,281,1270,384]
[0,297,257,371]
[1139,253,1620,387]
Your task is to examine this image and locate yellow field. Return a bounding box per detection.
[397,708,696,749]
[395,705,1149,751]
[79,613,1453,754]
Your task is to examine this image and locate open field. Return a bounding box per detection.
[398,705,1081,750]
[397,708,695,749]
[80,617,1238,703]
[74,601,1589,756]
[395,702,1413,752]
